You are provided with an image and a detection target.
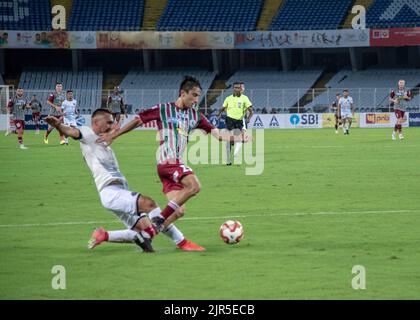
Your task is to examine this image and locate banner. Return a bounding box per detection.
[408,113,420,127]
[359,112,409,128]
[248,114,323,129]
[322,113,359,128]
[96,32,234,49]
[370,27,420,46]
[0,31,96,49]
[235,29,370,49]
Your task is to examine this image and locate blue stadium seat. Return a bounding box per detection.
[269,0,352,31]
[0,0,51,30]
[367,0,420,28]
[157,0,263,31]
[68,0,144,31]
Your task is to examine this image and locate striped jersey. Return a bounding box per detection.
[47,92,65,116]
[138,102,215,164]
[8,96,29,120]
[107,93,124,113]
[390,89,412,112]
[30,99,42,113]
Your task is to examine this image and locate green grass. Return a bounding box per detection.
[1,128,420,299]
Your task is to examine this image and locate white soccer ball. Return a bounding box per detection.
[219,220,244,244]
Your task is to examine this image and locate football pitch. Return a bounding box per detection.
[1,128,420,299]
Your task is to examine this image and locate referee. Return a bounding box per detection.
[217,82,253,165]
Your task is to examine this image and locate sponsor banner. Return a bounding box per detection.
[24,114,48,130]
[408,113,420,127]
[235,29,370,49]
[209,115,226,129]
[96,32,234,49]
[359,112,409,128]
[370,27,420,46]
[249,114,323,129]
[322,113,359,128]
[0,31,96,49]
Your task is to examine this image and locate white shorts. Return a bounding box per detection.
[64,119,77,127]
[341,111,352,119]
[99,184,141,229]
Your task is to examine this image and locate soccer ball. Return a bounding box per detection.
[220,220,244,244]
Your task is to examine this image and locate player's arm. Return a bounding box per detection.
[107,96,112,108]
[120,98,126,116]
[96,116,142,145]
[45,116,80,139]
[337,101,341,115]
[217,106,227,119]
[246,106,253,123]
[389,90,398,104]
[404,90,412,100]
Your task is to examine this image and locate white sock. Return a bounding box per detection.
[233,142,243,157]
[163,224,185,245]
[108,229,138,243]
[148,207,164,220]
[65,137,69,143]
[226,142,231,163]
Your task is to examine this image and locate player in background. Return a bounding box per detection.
[390,79,412,140]
[331,93,341,134]
[217,82,253,165]
[30,94,42,134]
[338,89,354,135]
[45,82,66,145]
[6,88,30,149]
[61,90,79,145]
[45,109,158,252]
[97,76,251,251]
[107,86,126,126]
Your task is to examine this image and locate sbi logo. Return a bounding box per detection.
[290,114,318,126]
[290,114,300,125]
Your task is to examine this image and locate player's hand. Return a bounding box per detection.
[45,116,61,127]
[96,133,114,146]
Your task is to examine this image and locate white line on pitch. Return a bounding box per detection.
[0,209,417,228]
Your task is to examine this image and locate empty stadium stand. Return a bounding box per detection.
[211,68,323,112]
[269,0,353,30]
[68,0,144,31]
[304,68,420,112]
[157,0,263,31]
[0,0,52,30]
[367,0,420,28]
[119,69,216,109]
[18,68,103,113]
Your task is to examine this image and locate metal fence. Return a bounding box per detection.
[1,87,419,115]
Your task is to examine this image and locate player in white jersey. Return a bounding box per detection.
[61,90,79,145]
[338,89,354,135]
[45,109,160,252]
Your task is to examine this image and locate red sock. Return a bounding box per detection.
[143,226,156,239]
[18,136,23,144]
[161,201,180,219]
[104,231,109,241]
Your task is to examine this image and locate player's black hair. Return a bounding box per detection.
[336,93,340,96]
[233,82,242,87]
[92,108,112,118]
[343,89,349,92]
[179,76,202,93]
[56,82,62,86]
[66,89,73,93]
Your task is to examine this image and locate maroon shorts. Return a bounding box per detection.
[394,109,405,119]
[157,163,195,194]
[12,119,25,130]
[32,112,40,120]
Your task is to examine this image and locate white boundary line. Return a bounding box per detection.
[0,209,417,228]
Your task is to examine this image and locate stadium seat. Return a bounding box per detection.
[68,0,144,31]
[0,0,51,30]
[269,0,353,31]
[367,0,420,28]
[18,68,103,113]
[157,0,263,31]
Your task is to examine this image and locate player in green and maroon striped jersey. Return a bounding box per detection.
[97,76,251,251]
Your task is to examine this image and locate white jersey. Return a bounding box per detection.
[339,96,353,114]
[62,99,77,125]
[78,126,128,192]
